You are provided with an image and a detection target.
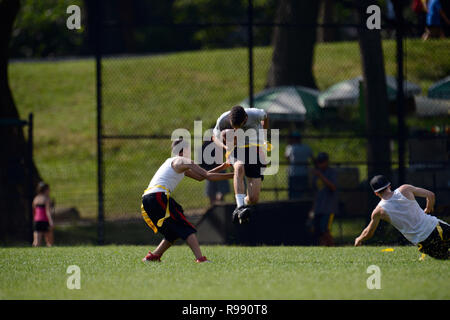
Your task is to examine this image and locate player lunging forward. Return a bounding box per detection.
[141,139,233,263]
[212,105,269,224]
[355,175,449,259]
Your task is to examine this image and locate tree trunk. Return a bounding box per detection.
[0,0,41,244]
[266,0,320,89]
[317,0,336,42]
[357,0,391,180]
[356,0,392,222]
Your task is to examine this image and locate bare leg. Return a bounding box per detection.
[153,239,172,256]
[32,231,39,247]
[35,232,44,247]
[245,177,262,205]
[45,227,54,247]
[233,161,245,195]
[185,233,203,260]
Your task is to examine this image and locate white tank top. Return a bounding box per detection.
[378,188,438,245]
[144,157,184,195]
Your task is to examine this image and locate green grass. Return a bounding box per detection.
[0,245,448,299]
[9,39,450,218]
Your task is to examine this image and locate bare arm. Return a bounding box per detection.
[45,197,53,227]
[207,162,231,173]
[173,157,233,182]
[212,134,227,151]
[354,207,382,246]
[261,113,269,130]
[314,170,337,192]
[399,184,435,213]
[440,9,450,25]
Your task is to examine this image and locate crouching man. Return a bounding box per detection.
[355,175,449,260]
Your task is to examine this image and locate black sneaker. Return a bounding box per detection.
[238,206,251,224]
[232,207,241,224]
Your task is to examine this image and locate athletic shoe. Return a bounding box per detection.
[195,256,211,263]
[142,251,161,262]
[232,207,241,224]
[238,206,251,224]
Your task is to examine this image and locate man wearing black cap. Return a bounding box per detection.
[355,175,449,259]
[312,152,338,246]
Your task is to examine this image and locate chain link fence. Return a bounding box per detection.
[91,1,449,244]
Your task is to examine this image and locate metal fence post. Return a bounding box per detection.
[27,113,34,244]
[248,0,254,108]
[95,0,105,245]
[395,3,406,185]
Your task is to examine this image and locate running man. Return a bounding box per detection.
[141,139,233,263]
[212,105,269,224]
[355,175,449,260]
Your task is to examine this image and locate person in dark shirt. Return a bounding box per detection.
[312,152,338,246]
[285,131,313,200]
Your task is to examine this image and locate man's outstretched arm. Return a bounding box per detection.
[355,207,382,246]
[172,157,233,182]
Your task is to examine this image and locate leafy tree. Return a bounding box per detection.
[10,0,86,58]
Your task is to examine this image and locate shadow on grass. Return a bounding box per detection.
[53,219,164,246]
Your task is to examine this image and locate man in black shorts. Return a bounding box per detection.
[355,176,449,260]
[141,139,233,263]
[212,106,269,224]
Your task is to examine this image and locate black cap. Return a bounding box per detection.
[316,152,329,163]
[370,175,391,193]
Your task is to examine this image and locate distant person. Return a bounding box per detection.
[423,0,450,39]
[284,131,313,200]
[200,137,231,206]
[412,0,428,36]
[355,175,449,260]
[312,152,337,246]
[385,0,396,38]
[32,182,54,247]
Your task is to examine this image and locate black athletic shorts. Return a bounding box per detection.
[418,221,449,260]
[232,145,266,180]
[34,221,49,232]
[141,192,196,243]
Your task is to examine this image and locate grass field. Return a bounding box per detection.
[0,245,448,299]
[9,39,450,217]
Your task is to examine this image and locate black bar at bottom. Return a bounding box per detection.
[0,300,446,318]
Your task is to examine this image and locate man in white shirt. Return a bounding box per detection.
[212,105,269,224]
[141,139,233,263]
[355,175,449,260]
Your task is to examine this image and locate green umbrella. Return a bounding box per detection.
[318,75,422,108]
[240,86,321,122]
[428,76,450,99]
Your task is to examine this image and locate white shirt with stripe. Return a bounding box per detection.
[144,157,184,196]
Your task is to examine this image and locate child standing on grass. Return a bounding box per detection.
[141,139,233,263]
[32,182,54,247]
